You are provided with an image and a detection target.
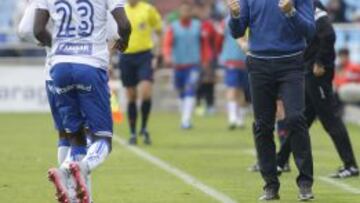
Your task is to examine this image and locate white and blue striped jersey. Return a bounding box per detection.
[36,0,125,69]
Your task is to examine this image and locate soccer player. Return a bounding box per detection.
[34,0,131,202]
[218,19,249,130]
[119,0,163,145]
[277,0,359,178]
[19,1,124,202]
[194,3,217,116]
[228,0,315,201]
[163,1,211,129]
[18,2,90,202]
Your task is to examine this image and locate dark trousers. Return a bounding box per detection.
[247,55,313,190]
[196,83,215,107]
[277,70,358,169]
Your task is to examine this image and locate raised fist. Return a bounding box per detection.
[227,0,241,17]
[279,0,294,14]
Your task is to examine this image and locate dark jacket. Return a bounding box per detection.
[304,0,336,73]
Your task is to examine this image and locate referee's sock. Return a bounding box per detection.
[141,99,152,134]
[128,101,137,137]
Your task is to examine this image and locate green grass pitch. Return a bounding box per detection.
[0,113,360,203]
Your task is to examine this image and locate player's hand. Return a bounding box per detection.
[313,63,326,77]
[113,37,128,52]
[227,0,241,18]
[279,0,294,14]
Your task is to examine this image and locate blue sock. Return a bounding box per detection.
[70,146,87,162]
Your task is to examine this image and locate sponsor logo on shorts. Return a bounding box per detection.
[54,84,92,94]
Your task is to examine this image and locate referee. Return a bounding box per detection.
[119,0,163,145]
[227,0,315,201]
[277,0,359,179]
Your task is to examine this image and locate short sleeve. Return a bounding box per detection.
[107,0,125,12]
[148,5,162,31]
[35,0,49,10]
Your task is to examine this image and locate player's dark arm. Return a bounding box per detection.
[286,0,316,40]
[33,9,51,47]
[228,0,249,39]
[111,7,132,52]
[314,15,336,69]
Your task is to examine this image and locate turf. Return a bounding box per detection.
[0,113,360,203]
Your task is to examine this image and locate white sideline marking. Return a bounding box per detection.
[113,136,238,203]
[318,176,360,194]
[243,148,360,195]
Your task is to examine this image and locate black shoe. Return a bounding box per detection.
[298,185,314,201]
[128,136,137,145]
[228,124,236,131]
[329,166,359,179]
[248,163,261,172]
[258,188,280,201]
[142,132,152,145]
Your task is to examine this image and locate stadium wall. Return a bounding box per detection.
[0,65,48,112]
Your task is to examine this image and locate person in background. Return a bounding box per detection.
[194,2,218,116]
[34,0,131,202]
[0,0,16,39]
[327,0,348,22]
[119,0,163,145]
[335,48,360,103]
[163,1,211,129]
[217,18,249,129]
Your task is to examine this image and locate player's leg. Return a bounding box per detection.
[237,69,250,128]
[277,57,314,201]
[138,51,154,144]
[77,66,113,170]
[247,57,279,200]
[276,91,317,174]
[70,65,113,202]
[174,69,187,128]
[139,81,152,144]
[46,80,72,166]
[126,87,138,145]
[119,55,139,144]
[204,82,216,114]
[195,82,206,116]
[225,68,240,129]
[49,63,87,203]
[306,75,359,178]
[181,66,201,129]
[275,100,291,173]
[276,100,287,146]
[236,89,247,128]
